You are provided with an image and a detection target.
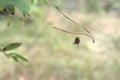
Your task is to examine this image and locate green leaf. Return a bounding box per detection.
[2,42,21,51]
[11,55,19,62]
[7,4,15,15]
[0,4,15,16]
[0,0,29,16]
[9,53,28,62]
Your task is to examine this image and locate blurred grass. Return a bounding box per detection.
[0,0,120,80]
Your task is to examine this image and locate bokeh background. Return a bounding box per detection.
[0,0,120,80]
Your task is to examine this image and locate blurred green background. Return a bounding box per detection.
[0,0,120,80]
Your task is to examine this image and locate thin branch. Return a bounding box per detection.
[53,26,95,43]
[54,6,95,43]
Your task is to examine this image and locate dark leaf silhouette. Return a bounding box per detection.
[2,42,21,51]
[9,53,28,62]
[11,55,19,62]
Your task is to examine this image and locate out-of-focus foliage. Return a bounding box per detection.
[59,0,120,14]
[0,0,29,16]
[0,0,120,80]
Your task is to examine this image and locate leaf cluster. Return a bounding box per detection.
[0,43,28,62]
[0,0,29,16]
